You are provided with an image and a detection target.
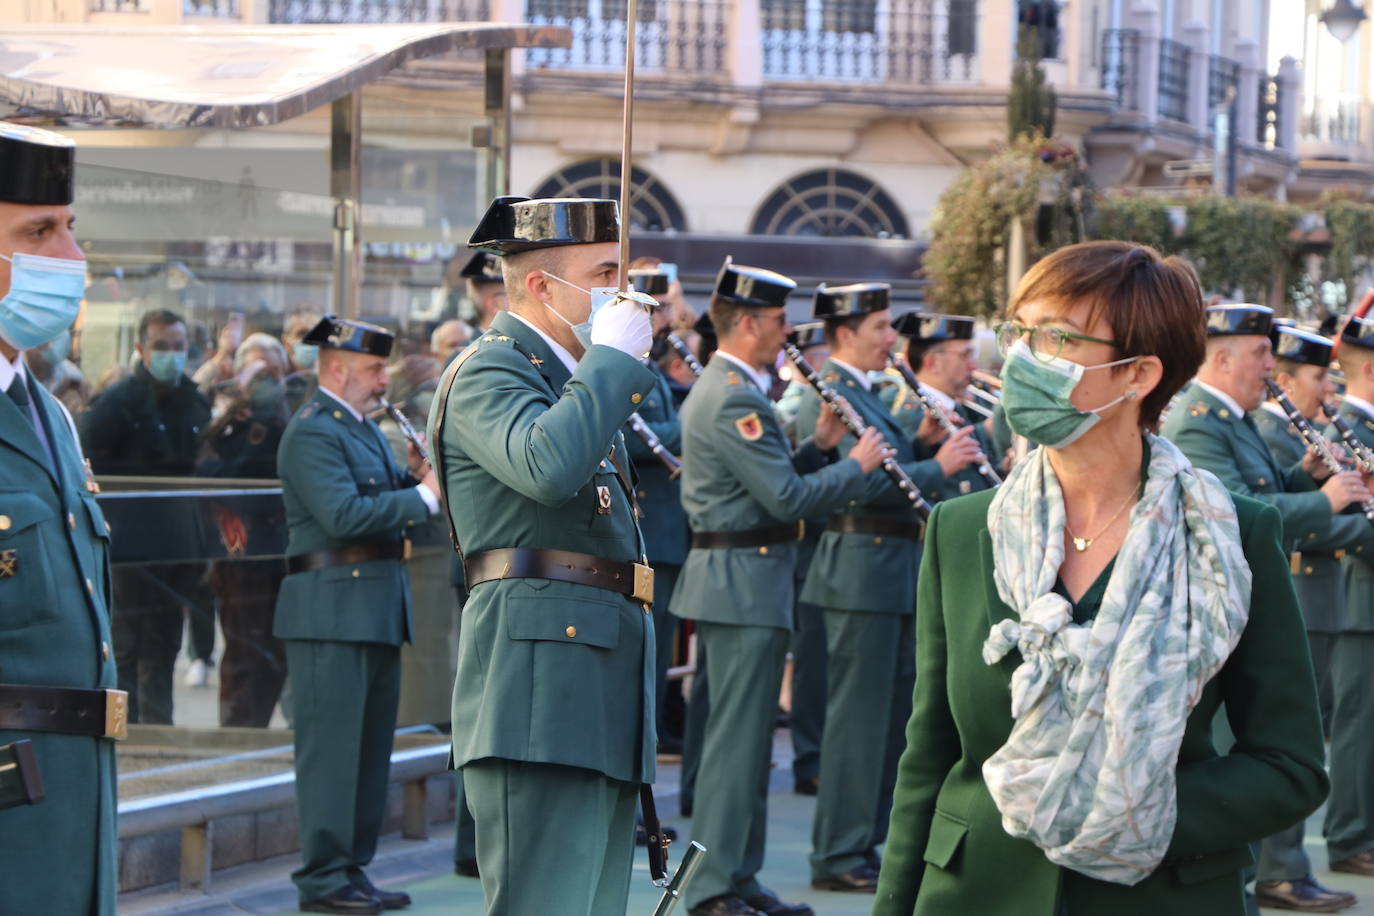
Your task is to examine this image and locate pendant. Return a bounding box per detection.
[1072,537,1090,552]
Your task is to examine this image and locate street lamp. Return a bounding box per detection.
[1321,0,1368,42]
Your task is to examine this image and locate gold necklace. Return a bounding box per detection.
[1065,490,1138,552]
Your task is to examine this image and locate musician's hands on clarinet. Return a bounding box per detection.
[406,436,440,497]
[1321,468,1372,514]
[934,424,985,477]
[848,427,893,473]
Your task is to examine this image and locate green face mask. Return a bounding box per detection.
[1001,341,1138,449]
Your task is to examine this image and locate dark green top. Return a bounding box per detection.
[1056,559,1115,626]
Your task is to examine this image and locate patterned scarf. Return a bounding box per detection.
[982,433,1250,884]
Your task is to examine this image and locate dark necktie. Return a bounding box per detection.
[6,375,33,428]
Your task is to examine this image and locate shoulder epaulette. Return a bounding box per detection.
[1185,401,1209,418]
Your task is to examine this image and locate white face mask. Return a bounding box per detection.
[542,271,618,349]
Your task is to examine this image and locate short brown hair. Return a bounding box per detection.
[1008,241,1205,429]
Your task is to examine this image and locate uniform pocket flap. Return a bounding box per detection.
[0,492,56,538]
[1170,845,1254,886]
[82,496,111,542]
[923,809,969,869]
[507,597,620,650]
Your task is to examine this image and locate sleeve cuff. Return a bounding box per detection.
[415,483,440,516]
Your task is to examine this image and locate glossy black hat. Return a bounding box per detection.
[1205,304,1273,337]
[891,311,975,341]
[302,314,394,358]
[693,311,715,341]
[1273,326,1333,367]
[469,195,619,255]
[0,122,75,206]
[789,321,827,350]
[1342,314,1374,352]
[713,258,795,309]
[629,268,671,298]
[460,251,503,283]
[812,282,890,319]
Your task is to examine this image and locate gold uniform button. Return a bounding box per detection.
[1257,477,1267,487]
[1305,565,1314,574]
[565,626,577,638]
[1219,409,1230,419]
[68,512,76,529]
[637,490,647,499]
[85,578,94,594]
[631,393,643,405]
[758,546,769,556]
[873,537,884,545]
[0,515,10,531]
[351,568,361,578]
[101,641,110,661]
[333,410,344,419]
[368,477,376,485]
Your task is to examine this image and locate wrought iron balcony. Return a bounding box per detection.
[268,0,487,23]
[1207,53,1239,111]
[1100,28,1139,111]
[89,0,149,10]
[1156,38,1190,122]
[1303,94,1363,145]
[523,0,728,74]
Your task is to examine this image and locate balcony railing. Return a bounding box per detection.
[1157,38,1190,122]
[90,0,148,10]
[1303,94,1363,145]
[760,0,977,84]
[1100,28,1139,112]
[268,0,486,22]
[1207,54,1239,111]
[524,0,728,74]
[1257,72,1281,149]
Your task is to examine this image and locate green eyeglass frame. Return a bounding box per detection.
[993,321,1119,363]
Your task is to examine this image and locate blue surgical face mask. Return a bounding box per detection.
[147,350,187,385]
[1000,340,1139,449]
[292,342,319,370]
[0,252,86,351]
[39,328,72,366]
[542,271,617,349]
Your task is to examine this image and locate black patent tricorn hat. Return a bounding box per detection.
[892,311,975,341]
[629,268,671,298]
[713,258,795,309]
[469,195,619,255]
[812,282,890,319]
[1342,315,1374,352]
[789,321,827,350]
[1205,304,1273,337]
[302,314,394,358]
[0,122,75,206]
[1273,326,1334,366]
[460,251,503,283]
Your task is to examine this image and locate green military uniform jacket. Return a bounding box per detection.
[625,364,688,566]
[670,354,876,630]
[1,370,118,915]
[873,489,1328,916]
[427,311,658,785]
[1325,398,1374,632]
[887,376,998,502]
[1254,404,1346,632]
[273,388,429,645]
[794,359,943,614]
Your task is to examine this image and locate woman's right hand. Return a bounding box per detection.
[1322,469,1371,513]
[848,427,894,473]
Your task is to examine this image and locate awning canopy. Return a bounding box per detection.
[0,23,568,129]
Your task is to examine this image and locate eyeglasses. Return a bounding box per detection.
[993,321,1119,363]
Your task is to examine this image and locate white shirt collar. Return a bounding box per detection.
[714,349,774,394]
[917,380,958,414]
[1197,380,1246,419]
[508,311,579,375]
[1259,400,1290,422]
[0,349,21,396]
[1344,393,1374,421]
[318,384,364,423]
[829,358,872,391]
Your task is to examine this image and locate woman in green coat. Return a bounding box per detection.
[874,242,1329,916]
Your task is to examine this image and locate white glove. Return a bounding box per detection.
[590,296,653,357]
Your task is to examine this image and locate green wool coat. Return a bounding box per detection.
[427,311,658,785]
[873,489,1329,916]
[625,364,688,566]
[0,371,118,916]
[273,388,430,646]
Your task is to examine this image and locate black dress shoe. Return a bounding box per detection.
[1331,850,1374,877]
[689,894,762,916]
[353,879,411,910]
[793,776,819,796]
[636,823,679,845]
[1255,875,1357,912]
[454,858,480,878]
[743,891,815,915]
[811,866,878,892]
[300,885,383,915]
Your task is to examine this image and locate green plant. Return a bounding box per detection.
[1008,27,1057,142]
[1183,196,1299,301]
[1090,194,1183,255]
[1324,198,1374,306]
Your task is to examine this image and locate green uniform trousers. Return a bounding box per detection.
[452,586,477,868]
[1310,632,1335,737]
[686,622,791,908]
[680,641,708,814]
[463,758,638,916]
[1325,632,1374,862]
[810,610,914,880]
[285,639,400,903]
[653,563,682,740]
[789,599,827,786]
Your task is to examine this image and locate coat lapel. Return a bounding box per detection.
[491,311,571,396]
[0,375,58,486]
[980,526,1021,675]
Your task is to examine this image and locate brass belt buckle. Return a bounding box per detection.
[633,563,655,608]
[104,689,129,740]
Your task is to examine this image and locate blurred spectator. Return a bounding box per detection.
[282,309,322,375]
[25,327,91,416]
[459,251,506,331]
[379,354,443,465]
[430,320,471,366]
[197,331,291,727]
[192,312,245,397]
[81,308,212,724]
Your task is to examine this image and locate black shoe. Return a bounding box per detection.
[793,776,819,796]
[743,891,815,915]
[300,885,383,915]
[454,858,480,878]
[636,822,679,845]
[811,866,878,892]
[689,894,762,916]
[1330,850,1374,877]
[1255,875,1357,913]
[353,878,411,910]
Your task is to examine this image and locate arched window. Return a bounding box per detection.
[750,168,909,238]
[530,159,688,232]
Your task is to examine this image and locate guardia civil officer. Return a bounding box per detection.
[275,315,439,914]
[459,249,507,332]
[0,121,122,916]
[426,196,657,916]
[1249,326,1357,913]
[792,286,973,893]
[670,260,891,916]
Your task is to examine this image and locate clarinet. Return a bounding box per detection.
[666,332,705,378]
[784,344,932,520]
[1325,401,1374,475]
[381,397,429,466]
[888,357,1002,487]
[1266,381,1374,524]
[628,412,683,479]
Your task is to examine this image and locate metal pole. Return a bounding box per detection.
[329,92,362,320]
[617,0,639,292]
[483,47,512,198]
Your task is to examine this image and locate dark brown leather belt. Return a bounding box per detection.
[286,539,409,575]
[0,684,128,740]
[827,513,925,541]
[690,521,805,550]
[465,548,655,606]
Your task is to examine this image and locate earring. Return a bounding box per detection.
[1125,390,1138,401]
